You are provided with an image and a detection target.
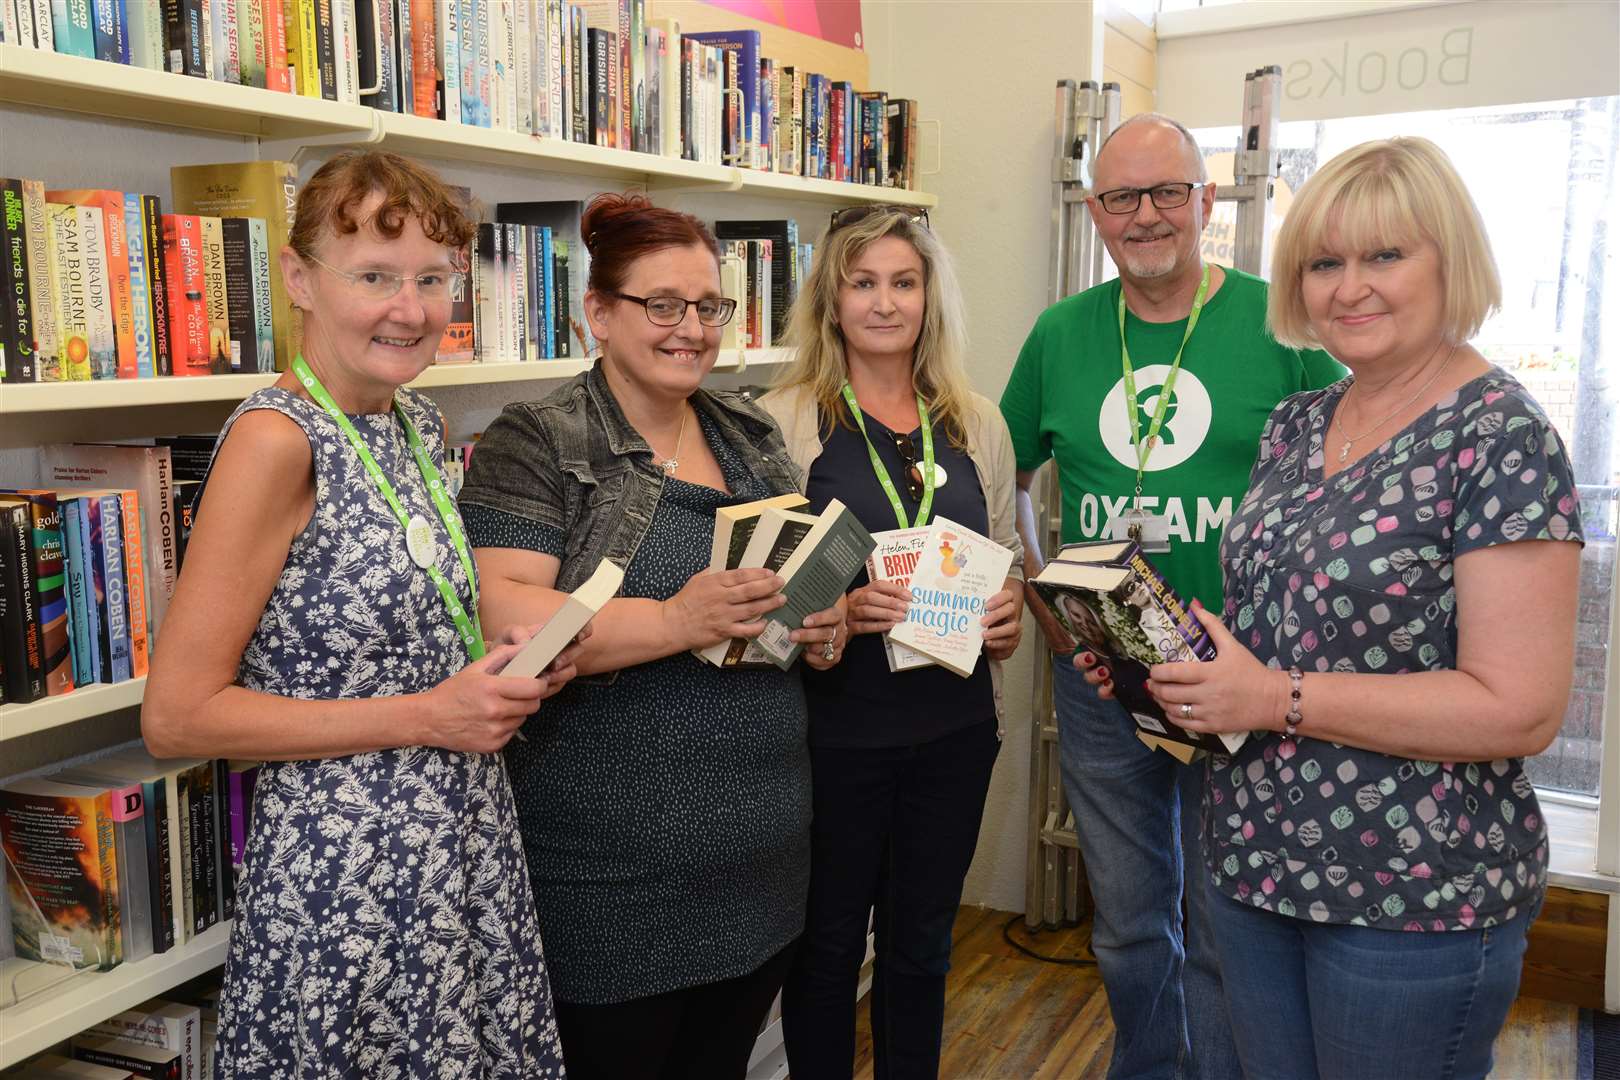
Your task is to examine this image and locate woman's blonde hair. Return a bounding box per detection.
[775,209,976,449]
[1268,136,1501,349]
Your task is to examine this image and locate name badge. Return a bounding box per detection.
[1110,509,1171,553]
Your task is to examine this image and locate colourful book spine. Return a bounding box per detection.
[61,498,100,686]
[199,215,231,374]
[141,194,171,377]
[1,180,37,384]
[540,225,554,359]
[20,180,61,381]
[3,491,75,694]
[240,0,266,86]
[122,195,157,379]
[74,204,118,380]
[117,489,149,678]
[46,203,94,382]
[410,0,436,117]
[262,0,289,91]
[247,217,274,373]
[54,0,95,56]
[161,214,210,376]
[91,493,132,684]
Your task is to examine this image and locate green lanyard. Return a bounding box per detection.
[840,382,935,529]
[1118,263,1211,506]
[291,355,485,661]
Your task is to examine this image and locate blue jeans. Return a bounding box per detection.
[1052,659,1241,1080]
[1204,885,1532,1080]
[782,720,1000,1080]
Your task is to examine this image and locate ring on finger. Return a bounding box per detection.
[1180,703,1193,721]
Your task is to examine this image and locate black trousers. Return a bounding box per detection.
[554,940,797,1080]
[782,719,1000,1080]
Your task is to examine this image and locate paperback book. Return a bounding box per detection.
[886,517,1014,679]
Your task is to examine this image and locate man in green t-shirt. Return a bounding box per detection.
[1000,114,1343,1080]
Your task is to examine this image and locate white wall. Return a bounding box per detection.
[865,0,1104,913]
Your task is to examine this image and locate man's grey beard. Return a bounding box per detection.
[1117,232,1179,279]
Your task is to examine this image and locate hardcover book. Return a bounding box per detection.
[169,161,300,370]
[887,517,1015,679]
[0,490,74,695]
[1030,539,1244,756]
[54,768,155,965]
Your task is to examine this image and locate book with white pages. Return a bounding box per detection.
[502,558,624,679]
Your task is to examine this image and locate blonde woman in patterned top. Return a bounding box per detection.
[1080,137,1582,1080]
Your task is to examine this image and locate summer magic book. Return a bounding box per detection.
[886,518,1015,679]
[1030,539,1245,756]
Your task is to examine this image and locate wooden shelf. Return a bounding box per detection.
[0,922,230,1067]
[0,680,145,743]
[0,350,791,415]
[0,44,375,138]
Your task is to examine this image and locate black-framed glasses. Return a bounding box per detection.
[1094,182,1208,216]
[889,431,926,501]
[611,291,737,327]
[829,204,931,233]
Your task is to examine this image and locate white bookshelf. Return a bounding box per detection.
[0,680,146,743]
[0,923,231,1066]
[0,349,792,416]
[0,44,937,210]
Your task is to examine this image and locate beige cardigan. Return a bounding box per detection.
[757,383,1025,732]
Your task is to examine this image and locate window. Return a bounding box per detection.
[1195,97,1620,800]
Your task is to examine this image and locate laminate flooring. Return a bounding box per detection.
[845,906,1584,1079]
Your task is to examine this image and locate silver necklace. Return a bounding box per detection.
[1333,343,1457,463]
[657,407,688,475]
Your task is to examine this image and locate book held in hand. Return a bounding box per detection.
[886,518,1015,679]
[865,527,934,672]
[1030,540,1245,756]
[502,558,623,679]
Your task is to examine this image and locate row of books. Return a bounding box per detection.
[3,979,220,1078]
[0,749,257,973]
[0,163,299,384]
[0,0,924,189]
[0,442,201,705]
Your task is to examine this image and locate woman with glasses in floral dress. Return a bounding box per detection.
[143,151,574,1078]
[759,206,1024,1080]
[460,192,847,1080]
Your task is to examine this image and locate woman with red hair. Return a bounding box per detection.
[461,192,846,1079]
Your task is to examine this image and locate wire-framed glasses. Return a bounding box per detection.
[889,431,926,501]
[1093,182,1208,216]
[829,204,931,233]
[611,292,737,327]
[307,254,466,302]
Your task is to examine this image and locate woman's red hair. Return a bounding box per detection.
[580,192,720,294]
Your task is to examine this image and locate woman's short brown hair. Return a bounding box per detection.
[289,150,474,257]
[1269,137,1501,349]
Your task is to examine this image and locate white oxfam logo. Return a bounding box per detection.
[1098,365,1213,471]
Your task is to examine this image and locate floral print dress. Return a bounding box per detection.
[212,388,565,1079]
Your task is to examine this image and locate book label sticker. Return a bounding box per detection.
[754,620,794,662]
[40,931,83,965]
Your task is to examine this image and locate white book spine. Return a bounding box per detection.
[437,0,461,123]
[28,0,51,49]
[514,0,532,132]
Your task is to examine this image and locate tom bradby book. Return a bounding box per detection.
[1029,539,1244,756]
[886,517,1014,679]
[865,527,933,672]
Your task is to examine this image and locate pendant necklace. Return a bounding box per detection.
[658,407,688,475]
[1333,343,1457,463]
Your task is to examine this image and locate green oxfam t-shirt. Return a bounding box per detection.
[1000,268,1345,612]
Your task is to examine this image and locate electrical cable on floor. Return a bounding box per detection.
[1001,913,1098,967]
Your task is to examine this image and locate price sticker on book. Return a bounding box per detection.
[1111,509,1171,553]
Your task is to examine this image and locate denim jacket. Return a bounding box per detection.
[458,362,803,597]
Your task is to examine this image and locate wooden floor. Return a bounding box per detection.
[847,907,1584,1079]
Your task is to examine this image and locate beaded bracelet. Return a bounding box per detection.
[1283,667,1304,736]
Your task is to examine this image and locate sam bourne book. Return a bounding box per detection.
[1029,539,1245,756]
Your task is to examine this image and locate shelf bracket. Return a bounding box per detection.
[257,111,385,165]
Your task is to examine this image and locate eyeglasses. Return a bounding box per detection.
[307,254,466,302]
[1093,182,1208,216]
[828,204,931,233]
[611,291,737,327]
[889,431,927,501]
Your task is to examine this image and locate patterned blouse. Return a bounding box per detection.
[1208,368,1583,931]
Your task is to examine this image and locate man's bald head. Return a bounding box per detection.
[1093,113,1208,187]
